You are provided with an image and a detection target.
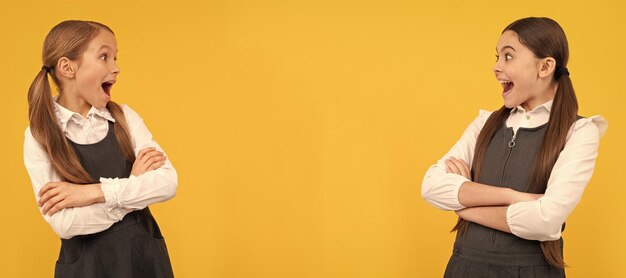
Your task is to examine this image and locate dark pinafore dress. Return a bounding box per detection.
[54,121,174,278]
[444,121,568,278]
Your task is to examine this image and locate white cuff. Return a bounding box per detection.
[506,201,561,241]
[99,177,129,220]
[451,175,469,210]
[422,173,469,211]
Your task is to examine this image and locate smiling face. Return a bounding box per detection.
[75,29,120,109]
[58,29,120,114]
[494,30,554,111]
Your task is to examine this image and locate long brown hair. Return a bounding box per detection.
[27,20,135,184]
[452,17,577,268]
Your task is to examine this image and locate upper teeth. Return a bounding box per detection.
[499,81,512,84]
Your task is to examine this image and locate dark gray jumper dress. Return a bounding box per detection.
[54,121,174,278]
[443,121,566,278]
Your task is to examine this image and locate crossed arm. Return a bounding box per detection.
[24,104,178,239]
[421,112,605,241]
[444,157,542,234]
[37,147,167,216]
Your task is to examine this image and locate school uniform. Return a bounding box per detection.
[24,101,178,277]
[422,100,608,278]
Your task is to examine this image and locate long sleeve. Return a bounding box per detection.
[24,128,122,239]
[506,116,608,241]
[24,104,178,239]
[98,104,178,212]
[421,110,492,210]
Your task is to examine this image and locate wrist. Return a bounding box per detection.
[504,188,516,205]
[91,183,105,204]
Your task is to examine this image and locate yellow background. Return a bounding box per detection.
[1,0,624,277]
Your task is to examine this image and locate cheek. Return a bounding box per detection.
[76,72,98,89]
[510,64,535,86]
[521,62,539,79]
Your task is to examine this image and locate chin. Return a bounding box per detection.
[504,103,516,109]
[92,101,109,109]
[503,99,519,109]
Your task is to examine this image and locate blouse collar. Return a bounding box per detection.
[53,96,115,132]
[510,99,553,115]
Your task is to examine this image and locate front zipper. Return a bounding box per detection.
[501,131,517,185]
[492,129,517,244]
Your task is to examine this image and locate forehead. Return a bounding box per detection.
[85,30,118,53]
[496,30,522,51]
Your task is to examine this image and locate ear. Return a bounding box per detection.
[537,57,557,79]
[56,57,77,79]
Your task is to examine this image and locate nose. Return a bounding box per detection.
[493,61,502,74]
[112,61,121,75]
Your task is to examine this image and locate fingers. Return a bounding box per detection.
[145,152,165,165]
[449,157,470,179]
[444,159,461,175]
[136,147,157,162]
[460,159,471,173]
[445,157,471,179]
[46,200,68,216]
[131,148,166,176]
[144,151,165,165]
[138,150,166,170]
[148,160,166,171]
[38,183,99,216]
[140,150,164,165]
[38,182,61,198]
[38,182,62,206]
[42,194,65,215]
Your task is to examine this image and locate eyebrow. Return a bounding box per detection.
[97,45,117,53]
[496,45,516,52]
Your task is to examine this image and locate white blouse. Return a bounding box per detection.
[23,101,178,239]
[421,100,608,241]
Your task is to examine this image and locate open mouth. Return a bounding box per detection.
[499,80,514,94]
[101,81,114,96]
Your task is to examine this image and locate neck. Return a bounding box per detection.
[521,82,557,111]
[57,94,91,117]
